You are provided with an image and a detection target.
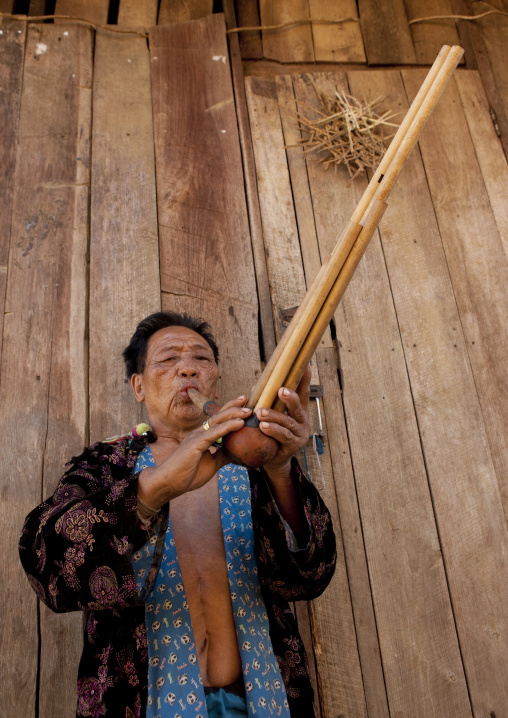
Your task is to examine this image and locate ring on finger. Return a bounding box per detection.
[202,419,211,431]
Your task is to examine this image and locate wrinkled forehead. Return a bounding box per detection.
[146,325,215,358]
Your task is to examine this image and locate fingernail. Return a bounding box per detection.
[241,407,251,413]
[238,395,246,400]
[260,408,269,417]
[260,421,269,429]
[235,417,244,421]
[282,388,290,397]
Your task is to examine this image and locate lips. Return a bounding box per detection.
[180,383,198,398]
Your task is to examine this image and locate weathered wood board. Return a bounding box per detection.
[259,0,314,63]
[292,69,471,717]
[54,0,108,24]
[118,0,158,27]
[224,0,277,360]
[0,19,25,367]
[0,24,92,718]
[403,0,461,64]
[455,71,508,261]
[308,0,366,63]
[405,69,508,525]
[150,15,261,404]
[358,0,416,64]
[158,0,213,24]
[89,33,160,443]
[245,73,368,718]
[235,0,263,59]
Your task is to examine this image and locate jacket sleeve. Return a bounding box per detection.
[250,458,337,602]
[18,439,162,614]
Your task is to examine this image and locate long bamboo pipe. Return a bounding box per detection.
[246,44,455,413]
[189,44,464,468]
[254,44,464,414]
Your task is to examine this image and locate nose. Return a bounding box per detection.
[177,357,199,377]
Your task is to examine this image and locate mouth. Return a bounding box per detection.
[180,382,198,399]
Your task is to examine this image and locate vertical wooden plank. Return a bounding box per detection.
[89,32,160,443]
[0,0,15,10]
[158,0,213,24]
[403,0,460,64]
[28,0,47,15]
[236,0,263,59]
[150,15,261,404]
[455,71,508,261]
[259,0,314,63]
[118,0,158,27]
[355,66,508,716]
[0,23,92,717]
[472,0,508,146]
[0,18,25,366]
[246,73,368,718]
[295,67,472,717]
[358,0,416,64]
[308,0,366,63]
[404,70,508,525]
[223,0,276,360]
[54,0,109,23]
[287,70,390,718]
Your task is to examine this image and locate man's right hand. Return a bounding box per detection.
[137,396,252,508]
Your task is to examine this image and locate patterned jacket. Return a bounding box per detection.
[19,433,337,718]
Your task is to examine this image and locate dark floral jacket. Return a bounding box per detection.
[19,433,337,718]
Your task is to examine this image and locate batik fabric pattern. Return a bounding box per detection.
[19,433,337,718]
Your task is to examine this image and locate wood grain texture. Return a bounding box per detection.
[89,32,160,443]
[54,0,108,23]
[455,71,508,262]
[158,0,213,24]
[358,0,416,64]
[472,0,508,145]
[403,0,460,64]
[236,0,263,59]
[405,69,508,528]
[0,19,25,368]
[28,0,47,15]
[401,67,508,715]
[259,0,314,63]
[246,72,368,718]
[296,66,471,717]
[308,0,366,63]
[223,0,276,361]
[0,24,92,718]
[118,0,158,27]
[290,70,390,718]
[0,0,14,10]
[151,15,261,404]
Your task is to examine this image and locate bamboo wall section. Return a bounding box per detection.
[1,1,508,717]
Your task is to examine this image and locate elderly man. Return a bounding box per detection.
[20,311,336,718]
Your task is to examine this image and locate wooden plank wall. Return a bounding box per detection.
[1,3,508,718]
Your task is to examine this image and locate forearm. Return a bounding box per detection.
[265,462,309,547]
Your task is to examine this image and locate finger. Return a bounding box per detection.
[258,420,300,452]
[210,405,252,426]
[257,406,300,433]
[295,365,311,412]
[271,387,307,425]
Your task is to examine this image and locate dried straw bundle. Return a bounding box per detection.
[288,87,399,178]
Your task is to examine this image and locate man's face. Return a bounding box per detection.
[131,325,219,434]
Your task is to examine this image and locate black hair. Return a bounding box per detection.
[122,311,219,379]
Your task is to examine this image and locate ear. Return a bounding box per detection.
[131,373,145,404]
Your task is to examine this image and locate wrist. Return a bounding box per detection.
[265,460,294,485]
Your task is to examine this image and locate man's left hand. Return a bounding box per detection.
[256,366,311,480]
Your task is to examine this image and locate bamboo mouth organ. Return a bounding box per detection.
[188,44,465,468]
